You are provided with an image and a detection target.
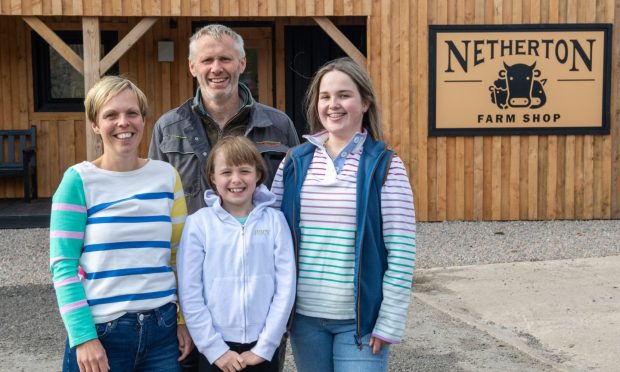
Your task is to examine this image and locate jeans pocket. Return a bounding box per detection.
[95,320,116,340]
[157,303,178,328]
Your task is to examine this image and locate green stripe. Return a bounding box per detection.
[299,275,351,284]
[302,226,356,233]
[299,247,355,255]
[387,268,413,276]
[388,261,415,269]
[385,274,412,284]
[299,268,354,277]
[299,254,355,263]
[301,241,355,248]
[385,241,416,248]
[301,233,354,240]
[384,234,415,240]
[384,281,412,290]
[300,262,354,270]
[389,249,416,256]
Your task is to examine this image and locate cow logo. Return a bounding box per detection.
[489,62,547,110]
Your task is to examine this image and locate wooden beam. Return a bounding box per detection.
[22,17,84,75]
[83,17,102,160]
[100,17,158,75]
[313,17,367,68]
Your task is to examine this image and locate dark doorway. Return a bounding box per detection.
[284,25,367,138]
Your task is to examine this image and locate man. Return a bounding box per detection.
[149,24,299,214]
[148,24,298,371]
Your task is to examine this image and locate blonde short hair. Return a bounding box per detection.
[84,76,148,124]
[206,136,267,190]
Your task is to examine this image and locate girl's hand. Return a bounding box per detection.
[214,350,246,372]
[240,351,265,365]
[369,336,390,354]
[76,339,109,372]
[177,324,194,361]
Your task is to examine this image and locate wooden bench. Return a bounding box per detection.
[0,126,38,202]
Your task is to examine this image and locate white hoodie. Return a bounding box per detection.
[177,184,296,363]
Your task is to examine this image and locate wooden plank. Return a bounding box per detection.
[37,120,50,196]
[601,134,612,218]
[482,137,492,219]
[508,136,520,219]
[313,17,367,68]
[527,136,538,219]
[546,135,557,219]
[22,16,83,74]
[500,136,510,219]
[565,135,576,218]
[593,135,603,218]
[583,135,594,218]
[491,136,501,220]
[416,1,429,221]
[537,136,548,218]
[82,17,101,160]
[100,17,157,75]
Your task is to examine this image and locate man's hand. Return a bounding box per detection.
[177,324,194,361]
[76,339,109,372]
[240,351,265,366]
[369,336,390,354]
[214,350,246,372]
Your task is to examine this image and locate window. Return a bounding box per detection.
[32,30,118,112]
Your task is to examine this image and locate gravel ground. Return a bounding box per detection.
[1,220,619,371]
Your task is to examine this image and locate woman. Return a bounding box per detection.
[50,76,192,372]
[271,57,416,372]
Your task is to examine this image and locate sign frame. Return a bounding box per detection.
[428,24,613,137]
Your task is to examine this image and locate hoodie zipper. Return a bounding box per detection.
[355,146,389,348]
[241,223,247,342]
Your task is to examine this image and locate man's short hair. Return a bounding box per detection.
[188,24,245,61]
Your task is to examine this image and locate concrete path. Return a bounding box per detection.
[413,256,620,371]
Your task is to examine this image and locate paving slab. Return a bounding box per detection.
[413,256,620,372]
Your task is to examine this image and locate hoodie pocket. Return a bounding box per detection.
[207,276,244,329]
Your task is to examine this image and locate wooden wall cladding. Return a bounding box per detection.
[0,0,372,16]
[0,0,619,222]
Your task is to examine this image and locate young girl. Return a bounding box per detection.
[178,136,296,372]
[271,57,416,372]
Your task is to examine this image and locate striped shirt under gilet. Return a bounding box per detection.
[50,160,187,347]
[272,133,416,342]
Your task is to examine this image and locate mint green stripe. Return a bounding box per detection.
[301,240,355,248]
[385,241,416,248]
[384,281,412,290]
[387,268,413,276]
[302,226,356,233]
[299,254,355,263]
[384,234,415,240]
[388,261,414,269]
[389,249,416,256]
[299,268,354,277]
[300,262,354,270]
[301,233,354,240]
[385,274,412,284]
[300,247,355,255]
[299,275,351,284]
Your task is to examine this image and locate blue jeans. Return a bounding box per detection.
[290,314,389,372]
[63,302,181,372]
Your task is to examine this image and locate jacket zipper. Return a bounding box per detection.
[355,146,389,348]
[241,224,247,342]
[286,155,299,332]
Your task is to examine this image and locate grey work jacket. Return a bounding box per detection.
[148,98,299,214]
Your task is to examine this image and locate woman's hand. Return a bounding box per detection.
[76,339,109,372]
[177,324,194,361]
[214,350,246,372]
[240,351,265,366]
[369,336,390,354]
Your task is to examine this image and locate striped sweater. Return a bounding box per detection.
[50,160,187,347]
[271,133,416,343]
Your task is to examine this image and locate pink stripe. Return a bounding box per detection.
[60,300,89,314]
[52,203,87,213]
[54,276,80,288]
[50,231,84,239]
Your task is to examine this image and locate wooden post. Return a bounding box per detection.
[82,17,102,161]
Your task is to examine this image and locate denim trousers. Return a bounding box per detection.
[198,341,279,372]
[290,313,389,372]
[63,302,181,372]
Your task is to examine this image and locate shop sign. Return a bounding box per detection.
[429,24,612,136]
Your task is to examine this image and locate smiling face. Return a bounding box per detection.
[210,151,259,217]
[189,34,247,104]
[317,70,369,141]
[91,88,144,160]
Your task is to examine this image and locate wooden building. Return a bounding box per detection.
[0,0,618,222]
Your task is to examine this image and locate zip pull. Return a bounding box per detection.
[354,334,363,350]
